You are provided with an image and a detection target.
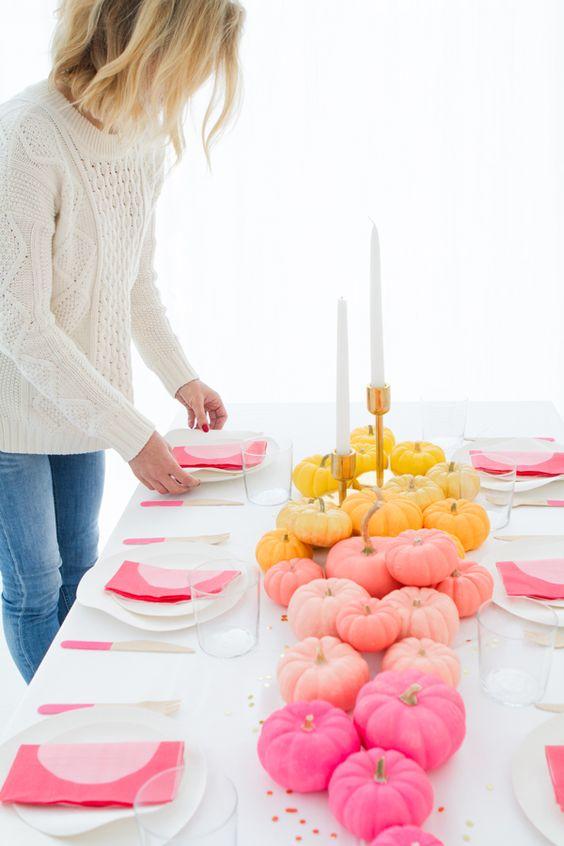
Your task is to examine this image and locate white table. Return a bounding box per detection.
[1,401,564,846]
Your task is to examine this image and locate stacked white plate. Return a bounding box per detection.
[165,428,267,483]
[454,437,564,492]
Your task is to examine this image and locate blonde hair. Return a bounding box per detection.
[50,0,244,158]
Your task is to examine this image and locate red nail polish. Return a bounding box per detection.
[203,424,210,433]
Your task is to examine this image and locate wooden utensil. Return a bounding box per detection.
[511,498,564,509]
[535,703,564,713]
[140,499,244,508]
[38,700,182,716]
[494,534,564,541]
[525,631,564,649]
[122,533,231,545]
[61,640,195,654]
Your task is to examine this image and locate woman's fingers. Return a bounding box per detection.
[192,395,209,430]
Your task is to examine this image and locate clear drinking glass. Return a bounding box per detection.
[190,563,260,659]
[242,436,292,505]
[420,396,468,458]
[478,599,557,707]
[473,452,516,530]
[135,767,238,845]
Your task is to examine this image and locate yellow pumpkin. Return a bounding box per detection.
[351,425,395,456]
[427,461,481,501]
[292,498,353,548]
[292,454,340,498]
[383,474,444,510]
[255,529,313,573]
[390,441,446,476]
[423,499,490,552]
[351,445,388,475]
[276,498,336,533]
[342,489,423,537]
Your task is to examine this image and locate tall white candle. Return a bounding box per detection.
[336,298,350,455]
[370,223,385,386]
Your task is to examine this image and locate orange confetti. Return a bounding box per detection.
[266,790,273,796]
[271,815,278,822]
[281,614,288,622]
[438,806,445,813]
[312,830,319,835]
[286,789,294,794]
[299,818,306,824]
[330,835,338,840]
[296,838,302,843]
[286,807,298,813]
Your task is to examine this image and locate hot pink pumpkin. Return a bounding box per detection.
[433,560,493,618]
[257,699,360,792]
[370,825,444,846]
[277,635,370,711]
[353,669,466,771]
[264,558,324,607]
[328,747,434,841]
[326,534,400,598]
[382,637,461,687]
[336,597,402,652]
[384,586,459,645]
[385,529,459,587]
[288,577,370,639]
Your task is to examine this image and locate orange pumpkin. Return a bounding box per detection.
[342,490,423,537]
[336,597,402,652]
[433,560,494,618]
[255,529,313,573]
[390,441,445,476]
[427,461,481,500]
[287,577,370,639]
[383,474,444,510]
[423,499,490,552]
[384,586,459,645]
[382,637,461,687]
[384,529,460,587]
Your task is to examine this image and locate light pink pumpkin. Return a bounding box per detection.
[288,577,370,639]
[328,747,434,841]
[277,635,370,711]
[326,534,400,598]
[336,598,402,652]
[384,586,459,645]
[370,825,444,846]
[382,637,461,687]
[264,558,324,607]
[257,699,360,792]
[353,669,466,771]
[385,529,459,587]
[433,560,494,618]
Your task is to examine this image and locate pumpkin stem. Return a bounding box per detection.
[363,603,372,615]
[321,454,331,468]
[360,496,384,549]
[450,501,458,514]
[399,683,423,706]
[414,442,421,453]
[283,533,290,542]
[408,477,416,491]
[317,497,326,513]
[302,714,315,732]
[448,461,456,473]
[315,645,326,665]
[413,536,423,546]
[452,568,461,578]
[368,425,374,437]
[374,757,387,783]
[417,648,427,657]
[412,599,422,608]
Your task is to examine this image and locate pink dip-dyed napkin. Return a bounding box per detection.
[171,440,266,471]
[470,450,564,477]
[546,746,564,810]
[496,559,564,600]
[105,560,241,603]
[0,741,184,807]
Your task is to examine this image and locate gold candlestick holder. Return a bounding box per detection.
[366,384,391,488]
[330,450,357,505]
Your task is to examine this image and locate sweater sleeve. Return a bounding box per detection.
[0,116,156,462]
[130,159,198,397]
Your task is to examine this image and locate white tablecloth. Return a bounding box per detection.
[1,401,564,846]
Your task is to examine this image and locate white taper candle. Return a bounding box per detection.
[336,298,350,455]
[370,223,385,386]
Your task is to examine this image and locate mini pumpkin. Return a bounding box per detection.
[336,597,402,652]
[423,498,490,551]
[288,577,370,639]
[255,529,312,573]
[325,516,399,598]
[382,636,461,687]
[442,530,465,558]
[342,491,423,537]
[264,558,324,607]
[384,529,460,587]
[291,498,353,548]
[390,442,445,476]
[427,460,481,500]
[276,498,335,533]
[351,424,395,456]
[370,826,444,846]
[352,444,387,475]
[383,474,444,510]
[384,586,459,645]
[293,454,340,498]
[433,560,494,618]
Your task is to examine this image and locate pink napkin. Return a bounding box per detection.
[546,746,564,810]
[0,741,184,807]
[496,559,564,599]
[171,440,266,471]
[470,450,564,477]
[104,560,241,603]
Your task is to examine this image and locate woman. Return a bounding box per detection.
[0,0,244,682]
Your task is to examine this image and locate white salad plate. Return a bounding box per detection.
[165,428,264,482]
[454,438,564,492]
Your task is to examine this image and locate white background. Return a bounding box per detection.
[1,1,563,701]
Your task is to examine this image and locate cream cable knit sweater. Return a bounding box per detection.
[0,80,198,461]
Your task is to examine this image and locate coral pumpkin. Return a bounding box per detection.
[255,529,312,573]
[291,498,353,548]
[342,490,423,537]
[292,454,340,498]
[336,597,402,652]
[433,560,494,618]
[288,577,369,639]
[383,475,444,511]
[384,529,460,587]
[382,637,461,687]
[390,442,445,476]
[370,825,444,846]
[328,748,434,841]
[423,498,490,552]
[385,587,459,645]
[264,558,324,607]
[277,635,370,711]
[257,700,360,792]
[325,521,399,598]
[427,460,481,500]
[353,669,466,771]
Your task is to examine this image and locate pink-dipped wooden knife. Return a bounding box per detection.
[38,700,181,716]
[122,533,230,545]
[61,640,194,654]
[140,499,243,508]
[512,499,564,508]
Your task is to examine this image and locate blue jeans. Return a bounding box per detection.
[0,451,105,683]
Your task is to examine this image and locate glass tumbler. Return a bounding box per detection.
[420,396,468,458]
[242,436,292,505]
[473,452,516,530]
[478,598,557,707]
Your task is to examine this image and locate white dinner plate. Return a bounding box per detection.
[0,706,206,838]
[484,538,564,624]
[512,713,564,845]
[165,429,263,482]
[77,542,252,631]
[454,438,564,492]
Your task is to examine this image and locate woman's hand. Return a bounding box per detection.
[176,379,228,431]
[129,431,200,494]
